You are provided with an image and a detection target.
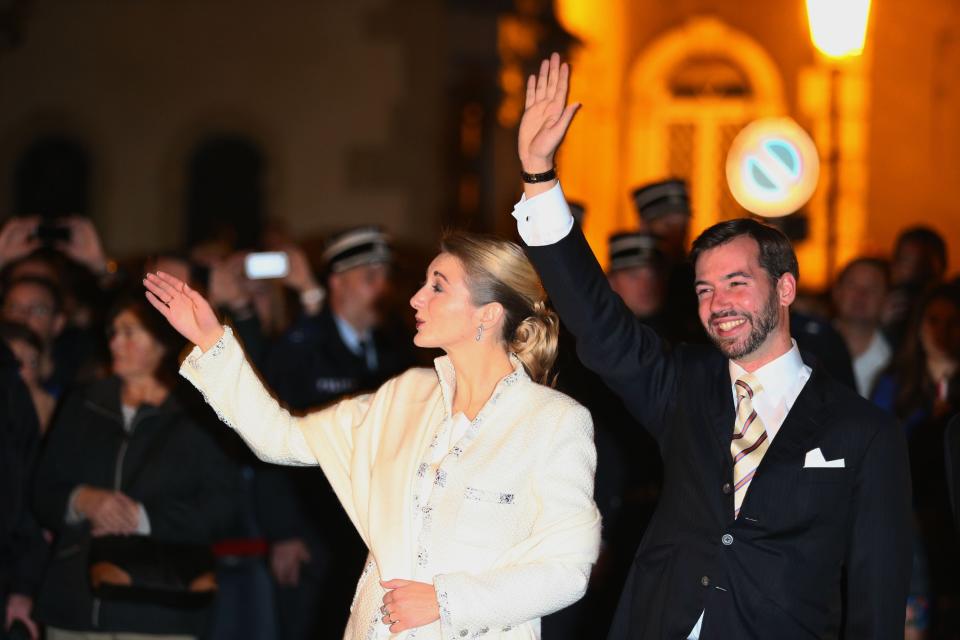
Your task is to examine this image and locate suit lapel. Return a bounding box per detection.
[707,362,736,465]
[756,366,831,472]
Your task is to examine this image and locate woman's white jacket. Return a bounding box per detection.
[180,327,601,639]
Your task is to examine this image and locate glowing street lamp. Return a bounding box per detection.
[805,0,872,60]
[805,0,871,280]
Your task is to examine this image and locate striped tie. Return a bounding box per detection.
[731,374,768,518]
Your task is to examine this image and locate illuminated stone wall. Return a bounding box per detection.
[867,0,960,274]
[0,0,444,256]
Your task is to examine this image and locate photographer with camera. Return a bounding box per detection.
[1,215,121,394]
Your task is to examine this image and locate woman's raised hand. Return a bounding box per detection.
[143,271,224,351]
[517,52,580,174]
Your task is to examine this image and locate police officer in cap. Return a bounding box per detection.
[632,179,690,263]
[258,226,414,640]
[632,179,705,344]
[607,231,669,335]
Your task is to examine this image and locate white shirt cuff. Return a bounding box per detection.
[136,504,151,535]
[65,488,151,535]
[65,487,84,524]
[511,182,575,246]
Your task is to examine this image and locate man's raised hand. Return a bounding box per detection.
[517,52,580,174]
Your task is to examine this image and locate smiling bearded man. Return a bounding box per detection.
[512,52,912,640]
[705,279,780,361]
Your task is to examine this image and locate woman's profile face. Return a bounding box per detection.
[409,253,480,350]
[109,310,167,381]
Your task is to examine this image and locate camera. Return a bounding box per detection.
[244,252,289,280]
[34,220,71,244]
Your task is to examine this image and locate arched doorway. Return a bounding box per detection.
[625,17,787,242]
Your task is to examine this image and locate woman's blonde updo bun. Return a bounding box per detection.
[440,232,559,384]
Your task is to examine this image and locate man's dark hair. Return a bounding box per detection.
[689,218,799,283]
[894,226,947,269]
[835,256,890,289]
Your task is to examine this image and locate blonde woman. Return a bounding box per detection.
[144,232,600,639]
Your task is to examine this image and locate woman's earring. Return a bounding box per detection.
[475,324,483,342]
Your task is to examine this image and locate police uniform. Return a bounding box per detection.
[631,180,707,345]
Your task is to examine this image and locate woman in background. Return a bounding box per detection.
[33,297,239,640]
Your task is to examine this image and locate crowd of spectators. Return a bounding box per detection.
[0,200,956,639]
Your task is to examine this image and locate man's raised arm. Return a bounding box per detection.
[513,53,679,439]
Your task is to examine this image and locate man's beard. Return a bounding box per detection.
[706,289,780,360]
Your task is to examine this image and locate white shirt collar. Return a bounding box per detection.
[729,339,805,398]
[332,312,371,356]
[728,340,811,441]
[433,354,528,418]
[852,330,892,397]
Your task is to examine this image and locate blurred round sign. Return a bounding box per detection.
[725,118,820,218]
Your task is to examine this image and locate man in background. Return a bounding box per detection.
[832,257,893,398]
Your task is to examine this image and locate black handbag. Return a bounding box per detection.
[87,420,217,608]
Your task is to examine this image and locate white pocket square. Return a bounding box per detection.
[804,447,845,468]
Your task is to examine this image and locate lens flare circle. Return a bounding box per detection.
[726,118,820,218]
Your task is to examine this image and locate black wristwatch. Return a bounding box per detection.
[521,167,557,184]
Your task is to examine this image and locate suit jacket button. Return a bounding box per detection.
[700,575,710,587]
[722,534,734,546]
[722,482,732,494]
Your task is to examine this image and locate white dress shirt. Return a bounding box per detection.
[511,182,574,247]
[851,330,892,398]
[513,182,812,639]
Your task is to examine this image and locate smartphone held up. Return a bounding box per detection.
[244,251,289,280]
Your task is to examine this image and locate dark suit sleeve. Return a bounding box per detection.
[525,224,680,440]
[843,416,912,638]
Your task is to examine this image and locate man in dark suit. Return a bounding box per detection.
[513,53,912,639]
